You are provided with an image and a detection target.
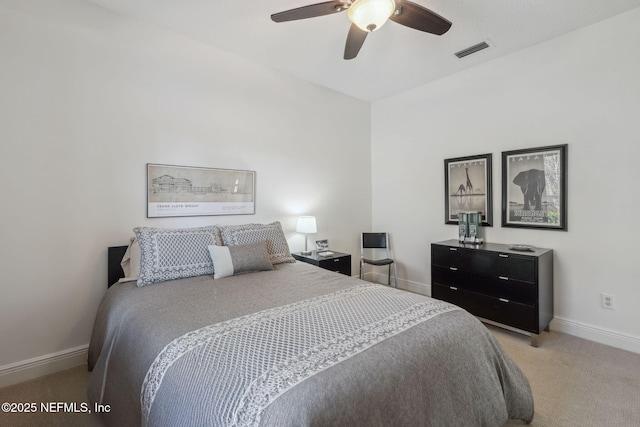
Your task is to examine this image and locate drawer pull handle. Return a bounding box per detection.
[449,286,458,291]
[449,267,458,271]
[499,276,509,280]
[499,298,509,303]
[449,248,457,251]
[333,259,340,262]
[499,254,509,258]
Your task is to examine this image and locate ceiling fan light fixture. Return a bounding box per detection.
[348,0,396,32]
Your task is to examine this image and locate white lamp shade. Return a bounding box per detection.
[296,216,317,234]
[348,0,396,32]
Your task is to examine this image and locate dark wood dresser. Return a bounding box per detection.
[431,240,553,346]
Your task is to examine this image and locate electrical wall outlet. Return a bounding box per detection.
[601,293,615,310]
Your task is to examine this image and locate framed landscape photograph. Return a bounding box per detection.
[501,144,567,230]
[444,153,493,226]
[147,164,255,218]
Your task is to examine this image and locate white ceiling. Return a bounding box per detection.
[84,0,640,102]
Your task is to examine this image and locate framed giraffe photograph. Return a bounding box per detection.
[444,153,493,226]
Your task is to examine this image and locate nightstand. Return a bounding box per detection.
[292,251,352,276]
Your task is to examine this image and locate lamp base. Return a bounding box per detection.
[300,250,312,255]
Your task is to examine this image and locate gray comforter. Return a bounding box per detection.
[88,262,534,427]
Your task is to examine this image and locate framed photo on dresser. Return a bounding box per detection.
[315,239,329,251]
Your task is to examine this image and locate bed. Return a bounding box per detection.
[88,222,534,426]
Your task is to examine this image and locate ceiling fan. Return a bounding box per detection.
[271,0,452,60]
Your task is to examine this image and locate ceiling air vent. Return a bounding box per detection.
[455,41,490,59]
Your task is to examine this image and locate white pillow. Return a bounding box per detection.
[119,237,141,283]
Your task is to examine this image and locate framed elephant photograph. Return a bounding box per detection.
[501,144,568,230]
[444,153,493,226]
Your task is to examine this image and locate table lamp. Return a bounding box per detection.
[296,216,317,255]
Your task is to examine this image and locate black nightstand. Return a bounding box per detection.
[292,251,352,276]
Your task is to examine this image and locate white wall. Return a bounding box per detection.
[2,0,638,386]
[372,8,640,352]
[0,0,372,382]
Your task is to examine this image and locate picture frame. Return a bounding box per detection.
[444,153,493,226]
[501,144,567,230]
[315,239,329,251]
[147,163,255,218]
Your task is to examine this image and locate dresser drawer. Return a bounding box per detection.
[318,256,351,276]
[470,251,536,282]
[431,245,471,269]
[432,284,537,333]
[432,266,536,304]
[433,245,536,283]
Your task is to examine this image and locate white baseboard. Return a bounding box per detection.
[364,272,431,296]
[550,317,640,354]
[0,345,88,388]
[397,279,430,296]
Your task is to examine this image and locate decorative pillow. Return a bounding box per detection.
[133,225,223,287]
[219,221,295,264]
[208,241,274,279]
[119,237,141,283]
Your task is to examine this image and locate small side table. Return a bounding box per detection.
[292,251,352,276]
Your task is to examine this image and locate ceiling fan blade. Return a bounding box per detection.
[390,0,452,35]
[271,1,348,23]
[344,23,368,60]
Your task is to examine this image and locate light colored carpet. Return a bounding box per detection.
[0,363,104,427]
[1,326,639,426]
[495,325,640,427]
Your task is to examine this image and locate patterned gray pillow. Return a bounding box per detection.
[219,221,295,264]
[134,225,223,287]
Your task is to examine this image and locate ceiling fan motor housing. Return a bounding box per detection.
[348,0,396,32]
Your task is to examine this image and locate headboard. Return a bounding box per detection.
[108,245,128,287]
